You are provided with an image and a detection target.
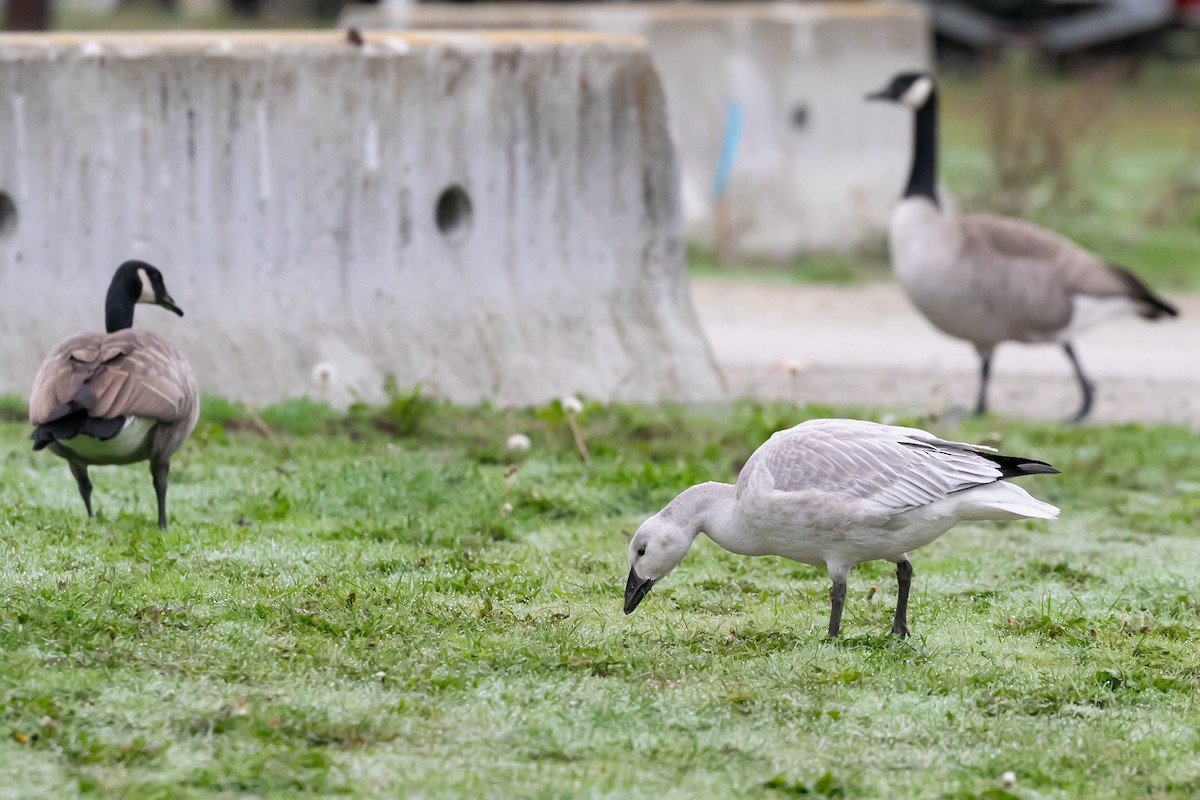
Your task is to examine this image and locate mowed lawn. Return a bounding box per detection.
[1,397,1199,798]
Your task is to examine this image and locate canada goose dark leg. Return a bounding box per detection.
[151,459,170,530]
[68,461,93,518]
[1062,343,1094,423]
[827,579,848,638]
[974,351,993,416]
[892,559,913,638]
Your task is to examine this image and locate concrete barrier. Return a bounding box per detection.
[341,2,932,259]
[0,31,723,408]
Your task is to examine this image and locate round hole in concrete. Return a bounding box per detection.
[0,191,16,240]
[790,104,809,130]
[435,184,473,245]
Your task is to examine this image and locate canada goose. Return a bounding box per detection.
[867,71,1177,422]
[624,418,1058,638]
[29,261,199,529]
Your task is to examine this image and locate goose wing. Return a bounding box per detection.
[738,419,1054,516]
[964,214,1176,320]
[30,329,195,425]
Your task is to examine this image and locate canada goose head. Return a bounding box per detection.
[866,71,936,111]
[624,513,694,614]
[105,260,184,333]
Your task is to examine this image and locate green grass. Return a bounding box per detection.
[688,244,891,287]
[2,394,1199,797]
[701,62,1200,291]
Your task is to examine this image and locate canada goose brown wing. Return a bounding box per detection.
[966,214,1177,319]
[958,215,1086,334]
[30,329,194,425]
[966,213,1072,263]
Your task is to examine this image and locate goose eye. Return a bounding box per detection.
[636,548,646,557]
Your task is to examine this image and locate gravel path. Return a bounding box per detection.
[691,279,1200,426]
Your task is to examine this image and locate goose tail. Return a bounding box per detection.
[1108,263,1178,320]
[957,481,1060,522]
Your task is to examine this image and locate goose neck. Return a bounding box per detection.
[105,272,139,333]
[905,92,939,206]
[671,482,740,553]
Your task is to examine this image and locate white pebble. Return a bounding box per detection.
[499,502,513,517]
[506,433,531,453]
[1001,771,1016,789]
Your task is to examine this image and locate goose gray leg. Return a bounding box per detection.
[68,461,93,518]
[827,581,847,638]
[1062,343,1094,423]
[974,350,993,416]
[892,559,913,638]
[826,562,850,638]
[151,459,170,530]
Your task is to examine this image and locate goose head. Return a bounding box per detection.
[624,513,693,614]
[105,260,183,333]
[866,71,936,111]
[123,260,183,316]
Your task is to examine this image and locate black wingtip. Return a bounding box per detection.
[980,451,1060,479]
[1138,295,1179,320]
[1015,461,1060,476]
[1108,263,1179,320]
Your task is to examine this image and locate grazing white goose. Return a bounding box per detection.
[29,261,199,529]
[624,418,1059,637]
[867,71,1177,422]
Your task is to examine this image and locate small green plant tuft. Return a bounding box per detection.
[360,377,437,437]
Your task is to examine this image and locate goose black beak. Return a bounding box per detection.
[159,294,184,317]
[865,89,890,102]
[624,568,655,615]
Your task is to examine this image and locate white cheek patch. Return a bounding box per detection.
[137,268,156,304]
[900,76,934,109]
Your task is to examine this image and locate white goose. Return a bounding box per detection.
[624,418,1059,637]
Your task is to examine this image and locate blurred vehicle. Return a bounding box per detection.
[1180,0,1200,27]
[927,0,1199,61]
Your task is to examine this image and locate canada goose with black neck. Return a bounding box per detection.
[29,261,199,529]
[868,71,1177,422]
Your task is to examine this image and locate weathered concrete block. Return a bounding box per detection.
[341,2,932,259]
[0,31,722,408]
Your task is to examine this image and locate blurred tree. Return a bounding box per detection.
[4,0,51,30]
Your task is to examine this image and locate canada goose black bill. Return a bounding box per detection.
[29,260,199,529]
[624,419,1059,638]
[867,71,1177,422]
